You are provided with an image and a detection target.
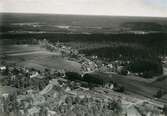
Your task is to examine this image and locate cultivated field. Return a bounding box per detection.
[0,44,81,73]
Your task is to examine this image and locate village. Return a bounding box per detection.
[39,39,131,75]
[0,40,167,116]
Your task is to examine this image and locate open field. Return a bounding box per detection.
[0,45,45,55]
[0,44,81,73]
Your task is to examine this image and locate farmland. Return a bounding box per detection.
[0,44,81,73]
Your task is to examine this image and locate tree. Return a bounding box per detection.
[1,60,7,65]
[65,72,82,81]
[154,89,163,98]
[163,105,167,116]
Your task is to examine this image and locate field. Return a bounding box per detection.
[0,44,81,73]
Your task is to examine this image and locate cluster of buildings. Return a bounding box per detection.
[1,62,165,114]
[53,43,99,73]
[0,63,121,116]
[0,61,166,116]
[39,40,110,74]
[39,39,98,73]
[8,76,123,116]
[87,56,129,75]
[39,39,78,57]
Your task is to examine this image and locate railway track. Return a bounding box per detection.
[95,87,166,108]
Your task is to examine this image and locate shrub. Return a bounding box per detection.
[65,72,82,81]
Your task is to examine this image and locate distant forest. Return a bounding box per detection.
[1,33,167,46]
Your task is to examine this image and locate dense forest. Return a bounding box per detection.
[1,33,167,47]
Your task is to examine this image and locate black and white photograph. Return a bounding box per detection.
[0,0,167,116]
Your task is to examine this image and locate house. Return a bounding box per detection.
[2,93,9,100]
[108,64,113,69]
[39,84,54,95]
[65,87,71,92]
[126,105,142,116]
[26,89,35,95]
[27,107,40,116]
[0,66,6,71]
[47,110,58,116]
[31,94,45,105]
[104,83,114,89]
[30,71,39,78]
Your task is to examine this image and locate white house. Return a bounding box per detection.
[30,72,39,78]
[0,66,6,71]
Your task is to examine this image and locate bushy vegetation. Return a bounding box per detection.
[81,45,154,60]
[81,45,163,78]
[83,73,112,85]
[122,22,167,31]
[0,66,50,90]
[65,72,83,81]
[127,59,163,78]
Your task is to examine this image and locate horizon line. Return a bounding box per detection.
[1,11,167,18]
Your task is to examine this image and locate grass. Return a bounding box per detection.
[151,75,167,90]
[0,44,81,73]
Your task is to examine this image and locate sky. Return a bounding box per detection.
[0,0,167,17]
